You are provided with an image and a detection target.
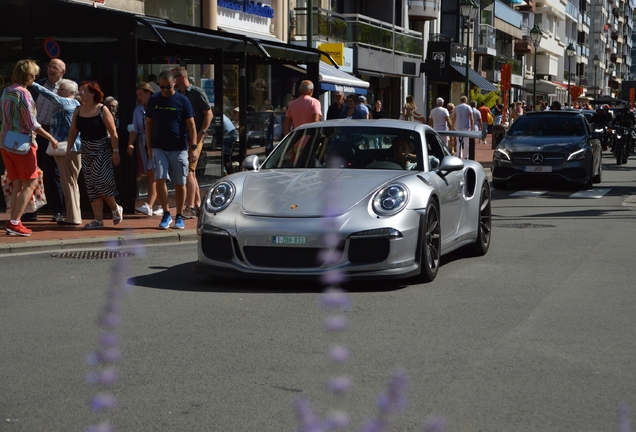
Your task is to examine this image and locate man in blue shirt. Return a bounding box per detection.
[145,70,196,230]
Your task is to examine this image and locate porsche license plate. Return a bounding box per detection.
[273,236,306,245]
[523,165,552,173]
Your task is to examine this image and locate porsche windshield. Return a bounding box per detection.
[261,126,423,170]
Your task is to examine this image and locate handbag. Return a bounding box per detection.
[3,130,32,155]
[46,140,67,156]
[1,168,47,213]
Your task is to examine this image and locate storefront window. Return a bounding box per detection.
[0,38,23,91]
[144,0,201,26]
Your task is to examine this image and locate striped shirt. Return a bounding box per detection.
[32,82,82,152]
[35,78,60,125]
[0,84,40,142]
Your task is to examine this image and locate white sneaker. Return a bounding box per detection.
[135,203,152,216]
[153,207,164,217]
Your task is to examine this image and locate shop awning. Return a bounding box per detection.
[217,26,282,43]
[511,83,549,95]
[136,17,320,64]
[297,63,370,94]
[451,65,498,92]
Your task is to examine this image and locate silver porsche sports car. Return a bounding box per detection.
[194,119,491,282]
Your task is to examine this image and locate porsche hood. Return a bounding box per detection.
[239,169,408,217]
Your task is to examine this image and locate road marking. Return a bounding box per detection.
[510,190,549,197]
[570,188,611,199]
[622,195,636,206]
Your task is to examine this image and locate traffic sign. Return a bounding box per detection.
[43,38,60,59]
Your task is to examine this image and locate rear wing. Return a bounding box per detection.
[437,130,483,139]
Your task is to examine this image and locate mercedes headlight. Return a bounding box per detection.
[372,183,409,216]
[567,148,586,161]
[205,181,235,213]
[493,145,511,161]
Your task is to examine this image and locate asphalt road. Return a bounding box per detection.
[2,151,636,431]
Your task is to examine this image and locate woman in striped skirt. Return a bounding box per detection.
[67,81,123,229]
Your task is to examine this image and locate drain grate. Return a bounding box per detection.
[50,251,135,259]
[496,223,555,229]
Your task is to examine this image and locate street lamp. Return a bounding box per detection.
[530,25,543,110]
[460,0,479,96]
[592,55,600,98]
[566,43,576,107]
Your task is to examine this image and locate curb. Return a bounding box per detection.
[0,230,198,255]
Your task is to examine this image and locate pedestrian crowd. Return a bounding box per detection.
[1,58,212,236]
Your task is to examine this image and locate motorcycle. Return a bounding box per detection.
[612,126,630,165]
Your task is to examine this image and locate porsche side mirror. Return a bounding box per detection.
[242,154,260,171]
[438,155,464,173]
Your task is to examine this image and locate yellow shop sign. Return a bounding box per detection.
[319,43,344,66]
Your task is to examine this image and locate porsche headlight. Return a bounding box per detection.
[493,145,511,161]
[567,148,586,161]
[372,184,409,216]
[204,181,235,213]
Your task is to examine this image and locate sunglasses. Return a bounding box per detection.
[160,85,173,90]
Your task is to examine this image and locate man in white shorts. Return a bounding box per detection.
[428,97,452,144]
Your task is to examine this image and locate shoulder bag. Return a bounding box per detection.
[1,89,33,155]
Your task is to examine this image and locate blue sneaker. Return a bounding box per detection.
[159,213,172,230]
[173,214,185,230]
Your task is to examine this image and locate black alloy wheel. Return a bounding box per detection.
[419,199,441,282]
[471,181,492,256]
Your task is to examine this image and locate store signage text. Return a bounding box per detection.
[218,0,275,18]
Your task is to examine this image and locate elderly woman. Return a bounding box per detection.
[31,79,82,225]
[1,59,58,236]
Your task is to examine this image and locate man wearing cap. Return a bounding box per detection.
[356,95,370,119]
[284,80,322,134]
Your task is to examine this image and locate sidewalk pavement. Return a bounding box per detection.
[0,138,495,255]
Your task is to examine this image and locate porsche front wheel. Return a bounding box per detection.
[419,199,441,282]
[471,181,492,256]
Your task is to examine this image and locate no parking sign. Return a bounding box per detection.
[43,38,60,59]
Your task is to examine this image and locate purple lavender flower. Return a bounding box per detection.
[422,416,446,432]
[324,315,348,332]
[328,376,353,394]
[324,410,350,429]
[359,418,387,432]
[321,269,346,285]
[328,345,350,363]
[383,368,408,413]
[99,333,120,348]
[320,288,351,311]
[87,368,118,386]
[294,396,324,432]
[99,312,121,329]
[85,422,115,432]
[618,402,632,432]
[99,348,121,364]
[89,393,117,412]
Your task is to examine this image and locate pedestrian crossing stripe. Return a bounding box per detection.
[510,190,549,197]
[570,188,611,198]
[507,189,611,198]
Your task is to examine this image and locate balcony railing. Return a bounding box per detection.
[566,2,579,18]
[494,0,523,28]
[294,7,348,41]
[479,24,496,50]
[294,8,423,57]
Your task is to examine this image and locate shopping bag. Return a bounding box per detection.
[1,169,47,213]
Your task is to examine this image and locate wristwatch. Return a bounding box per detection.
[199,129,206,135]
[189,144,198,150]
[112,148,119,153]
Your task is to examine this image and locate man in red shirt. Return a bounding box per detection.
[477,101,491,145]
[283,80,322,135]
